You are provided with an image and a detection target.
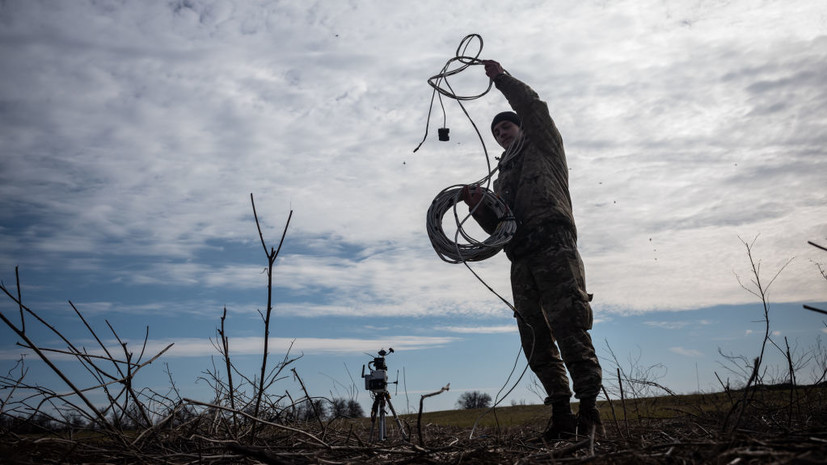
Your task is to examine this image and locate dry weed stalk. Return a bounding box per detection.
[719,236,794,434]
[734,236,793,376]
[804,240,826,316]
[249,193,293,428]
[193,194,301,441]
[417,383,450,446]
[0,268,174,437]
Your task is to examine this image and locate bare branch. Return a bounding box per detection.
[808,240,827,252]
[183,398,331,449]
[417,384,450,445]
[15,267,24,333]
[0,300,111,431]
[249,193,293,433]
[803,304,827,316]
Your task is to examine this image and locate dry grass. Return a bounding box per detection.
[2,384,825,464]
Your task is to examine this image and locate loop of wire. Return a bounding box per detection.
[426,186,516,264]
[412,34,493,154]
[417,34,515,262]
[426,34,493,101]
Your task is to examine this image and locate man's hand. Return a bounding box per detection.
[460,185,485,209]
[482,60,505,80]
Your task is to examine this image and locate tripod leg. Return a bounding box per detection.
[385,396,409,441]
[369,396,380,442]
[378,395,387,441]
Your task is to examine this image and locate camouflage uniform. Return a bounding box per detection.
[474,73,602,402]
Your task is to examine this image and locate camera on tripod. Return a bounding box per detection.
[362,348,393,393]
[361,347,408,441]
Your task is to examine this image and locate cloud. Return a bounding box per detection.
[643,319,713,330]
[435,325,516,334]
[1,0,826,330]
[0,335,460,361]
[644,321,690,330]
[669,347,704,357]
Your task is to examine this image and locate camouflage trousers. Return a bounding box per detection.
[510,229,602,402]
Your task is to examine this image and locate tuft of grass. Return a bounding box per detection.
[395,383,827,429]
[400,404,549,428]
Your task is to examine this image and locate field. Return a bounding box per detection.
[3,384,826,464]
[3,225,825,463]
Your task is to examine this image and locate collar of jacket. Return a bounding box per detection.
[497,136,528,171]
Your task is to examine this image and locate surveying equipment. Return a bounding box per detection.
[362,348,408,441]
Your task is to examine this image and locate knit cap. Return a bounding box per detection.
[490,111,521,133]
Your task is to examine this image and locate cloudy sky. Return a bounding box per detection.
[1,0,825,414]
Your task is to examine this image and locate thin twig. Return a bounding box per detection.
[183,398,331,449]
[601,385,622,440]
[14,266,24,333]
[803,305,827,316]
[417,383,450,446]
[0,298,111,431]
[249,193,293,429]
[808,240,827,252]
[219,307,237,431]
[617,367,629,438]
[292,368,325,432]
[783,336,797,429]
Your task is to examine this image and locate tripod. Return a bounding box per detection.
[369,389,408,441]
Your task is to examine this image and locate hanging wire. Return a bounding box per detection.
[413,34,493,154]
[417,33,520,264]
[413,35,540,439]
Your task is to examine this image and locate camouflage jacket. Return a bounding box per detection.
[476,73,577,260]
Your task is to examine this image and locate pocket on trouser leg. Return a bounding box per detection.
[577,292,593,331]
[562,248,593,330]
[568,293,593,331]
[546,283,593,331]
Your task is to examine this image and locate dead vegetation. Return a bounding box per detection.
[1,209,825,463]
[1,386,825,464]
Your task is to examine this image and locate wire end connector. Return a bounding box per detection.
[438,127,450,141]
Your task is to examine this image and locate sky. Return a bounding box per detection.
[1,0,826,416]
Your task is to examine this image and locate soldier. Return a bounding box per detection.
[461,59,602,440]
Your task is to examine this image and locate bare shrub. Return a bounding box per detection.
[330,398,364,419]
[456,391,492,409]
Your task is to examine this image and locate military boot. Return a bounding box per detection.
[576,397,602,439]
[541,400,576,441]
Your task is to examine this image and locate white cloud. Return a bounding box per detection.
[669,347,704,357]
[644,321,690,330]
[643,319,714,330]
[1,0,826,325]
[435,325,516,334]
[0,335,459,361]
[187,335,460,357]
